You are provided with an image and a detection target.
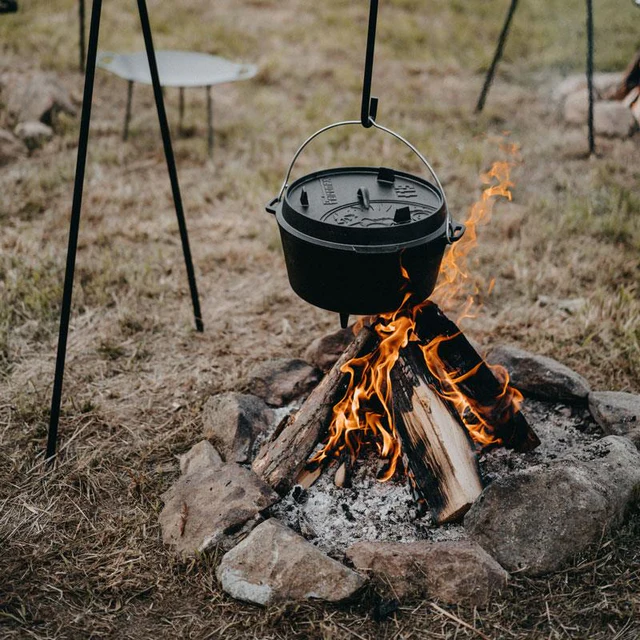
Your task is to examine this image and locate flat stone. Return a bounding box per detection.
[1,71,76,126]
[247,358,322,407]
[465,436,640,575]
[14,120,53,150]
[178,440,223,475]
[202,392,273,463]
[486,345,590,402]
[589,391,640,436]
[159,463,279,556]
[216,519,365,605]
[346,540,508,606]
[0,128,27,166]
[304,326,355,373]
[593,101,637,138]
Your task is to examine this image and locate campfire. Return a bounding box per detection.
[254,157,540,525]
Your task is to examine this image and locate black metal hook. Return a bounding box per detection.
[361,0,379,128]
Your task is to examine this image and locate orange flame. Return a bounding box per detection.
[310,145,523,480]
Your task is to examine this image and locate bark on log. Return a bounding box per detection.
[252,327,378,494]
[413,303,540,452]
[392,343,484,524]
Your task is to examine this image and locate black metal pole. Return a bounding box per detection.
[475,0,519,113]
[586,0,595,154]
[136,0,203,332]
[47,0,102,461]
[361,0,379,127]
[79,0,86,72]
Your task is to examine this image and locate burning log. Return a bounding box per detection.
[392,342,484,524]
[252,327,379,494]
[414,302,540,452]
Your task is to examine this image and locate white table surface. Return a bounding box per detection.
[97,50,257,88]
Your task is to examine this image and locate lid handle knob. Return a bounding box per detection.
[394,206,411,224]
[357,187,372,210]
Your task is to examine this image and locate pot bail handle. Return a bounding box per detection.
[275,119,454,240]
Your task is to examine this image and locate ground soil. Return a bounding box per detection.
[1,0,639,638]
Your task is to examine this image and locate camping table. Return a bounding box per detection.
[96,50,257,157]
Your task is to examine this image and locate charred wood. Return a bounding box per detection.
[252,327,379,494]
[413,303,540,452]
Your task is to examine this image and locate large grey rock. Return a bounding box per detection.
[159,464,279,555]
[0,128,27,166]
[304,326,355,373]
[554,72,622,102]
[589,391,640,436]
[247,358,322,407]
[346,540,508,606]
[14,120,53,150]
[216,519,365,605]
[564,88,589,125]
[593,101,637,138]
[202,392,273,463]
[486,345,590,402]
[1,71,76,126]
[178,440,223,475]
[465,436,640,575]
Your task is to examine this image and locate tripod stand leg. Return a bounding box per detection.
[47,0,103,461]
[586,0,595,155]
[475,0,519,113]
[136,0,204,333]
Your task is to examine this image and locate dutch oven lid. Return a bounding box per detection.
[281,166,447,247]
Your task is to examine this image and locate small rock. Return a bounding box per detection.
[14,121,53,151]
[0,128,27,166]
[247,358,322,407]
[216,519,365,605]
[1,71,76,126]
[304,326,355,372]
[588,391,640,436]
[178,440,223,475]
[486,345,590,402]
[202,392,273,463]
[564,89,589,125]
[593,101,637,138]
[346,540,508,606]
[537,295,587,315]
[159,464,279,555]
[465,436,640,575]
[559,130,591,159]
[625,428,640,450]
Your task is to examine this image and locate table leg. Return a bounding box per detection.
[206,85,213,158]
[79,0,86,73]
[123,80,133,141]
[179,87,185,136]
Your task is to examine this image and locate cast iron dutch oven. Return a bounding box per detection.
[266,120,465,317]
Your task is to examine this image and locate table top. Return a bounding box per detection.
[97,50,257,88]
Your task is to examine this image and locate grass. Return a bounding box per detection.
[1,0,640,638]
